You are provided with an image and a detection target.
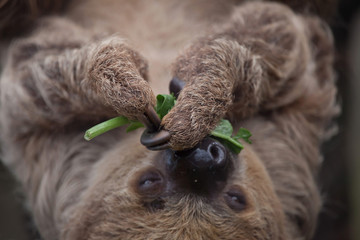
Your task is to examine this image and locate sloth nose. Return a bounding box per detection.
[182,138,227,170]
[166,137,232,195]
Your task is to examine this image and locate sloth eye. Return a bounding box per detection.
[224,189,247,212]
[137,170,164,197]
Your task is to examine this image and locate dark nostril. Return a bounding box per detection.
[167,138,232,196]
[175,137,229,171]
[208,142,227,169]
[210,144,219,158]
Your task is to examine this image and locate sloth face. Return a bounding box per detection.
[65,133,286,240]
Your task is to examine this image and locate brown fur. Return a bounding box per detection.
[0,1,338,239]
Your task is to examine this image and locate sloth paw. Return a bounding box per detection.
[87,37,156,120]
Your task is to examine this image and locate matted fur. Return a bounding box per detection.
[0,1,338,240]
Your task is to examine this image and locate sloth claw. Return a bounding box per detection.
[169,77,186,98]
[138,105,161,132]
[140,106,171,150]
[140,129,171,150]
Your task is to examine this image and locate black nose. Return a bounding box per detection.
[178,138,227,170]
[166,137,232,196]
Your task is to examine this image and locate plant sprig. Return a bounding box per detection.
[84,116,144,141]
[84,94,175,140]
[211,119,252,154]
[84,94,251,154]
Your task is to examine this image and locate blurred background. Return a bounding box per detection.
[0,0,359,239]
[313,0,360,239]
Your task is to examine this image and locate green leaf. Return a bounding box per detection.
[84,116,130,140]
[210,120,251,154]
[234,127,252,144]
[215,137,244,154]
[211,119,233,137]
[126,121,144,132]
[155,94,176,119]
[211,126,244,154]
[84,94,176,141]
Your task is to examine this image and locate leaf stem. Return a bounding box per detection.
[84,116,130,140]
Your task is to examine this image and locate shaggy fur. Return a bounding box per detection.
[0,1,338,240]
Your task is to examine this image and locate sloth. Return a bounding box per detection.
[0,0,338,239]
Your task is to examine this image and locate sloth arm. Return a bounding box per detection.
[0,17,155,140]
[163,2,338,238]
[163,2,338,152]
[0,17,158,239]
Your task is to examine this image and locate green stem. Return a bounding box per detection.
[84,116,130,140]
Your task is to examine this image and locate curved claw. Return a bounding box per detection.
[147,142,171,151]
[138,77,186,151]
[138,105,161,132]
[141,129,171,150]
[169,77,186,98]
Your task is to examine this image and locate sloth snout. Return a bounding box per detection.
[178,138,228,171]
[165,137,232,196]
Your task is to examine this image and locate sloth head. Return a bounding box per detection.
[65,133,287,240]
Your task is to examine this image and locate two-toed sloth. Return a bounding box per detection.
[0,0,339,239]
